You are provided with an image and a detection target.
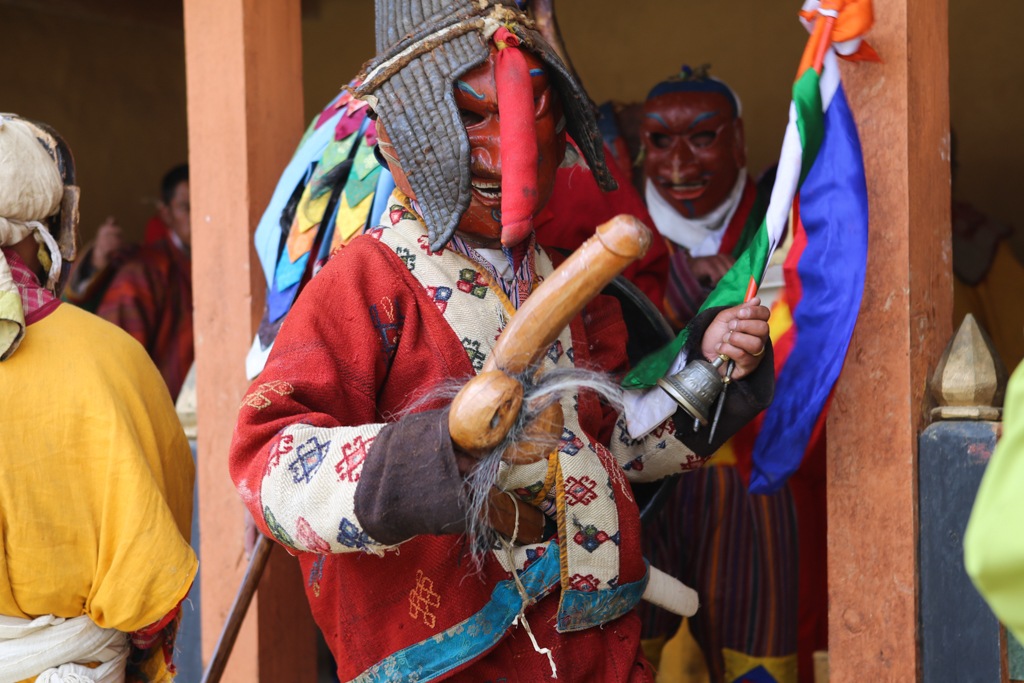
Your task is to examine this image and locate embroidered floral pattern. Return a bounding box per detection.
[457,269,489,299]
[622,455,644,472]
[389,204,417,226]
[338,517,375,551]
[564,476,599,506]
[417,234,445,256]
[559,428,584,456]
[568,573,600,592]
[396,246,417,271]
[462,338,487,371]
[572,518,621,553]
[289,436,331,484]
[514,480,546,499]
[425,285,452,314]
[265,432,295,476]
[336,435,373,483]
[296,516,332,553]
[264,506,296,549]
[547,340,563,364]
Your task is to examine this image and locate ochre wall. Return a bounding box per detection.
[1,0,1020,254]
[949,0,1024,235]
[301,0,375,121]
[555,0,806,178]
[0,3,188,245]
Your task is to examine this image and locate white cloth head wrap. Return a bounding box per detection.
[0,115,65,360]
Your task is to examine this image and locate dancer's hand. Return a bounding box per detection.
[702,297,771,379]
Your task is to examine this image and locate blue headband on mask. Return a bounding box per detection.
[646,66,740,119]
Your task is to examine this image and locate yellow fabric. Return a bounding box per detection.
[0,304,196,632]
[954,241,1024,372]
[722,647,797,683]
[642,635,668,672]
[297,182,331,235]
[333,190,376,249]
[655,619,710,683]
[965,361,1024,644]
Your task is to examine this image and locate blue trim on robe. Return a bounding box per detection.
[349,545,651,683]
[350,541,560,683]
[556,564,650,633]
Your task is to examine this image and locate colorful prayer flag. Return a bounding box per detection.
[625,0,874,495]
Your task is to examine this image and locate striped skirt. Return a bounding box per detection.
[638,465,799,683]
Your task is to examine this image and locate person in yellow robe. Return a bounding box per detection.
[966,360,1024,643]
[0,115,196,682]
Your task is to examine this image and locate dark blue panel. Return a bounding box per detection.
[920,420,1001,683]
[176,439,203,680]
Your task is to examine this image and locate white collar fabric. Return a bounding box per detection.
[645,168,748,257]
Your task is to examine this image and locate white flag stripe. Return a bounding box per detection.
[761,101,804,281]
[820,48,840,112]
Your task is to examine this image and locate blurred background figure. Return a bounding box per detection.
[95,164,193,400]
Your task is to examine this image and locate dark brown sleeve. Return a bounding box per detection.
[354,407,468,545]
[671,305,775,458]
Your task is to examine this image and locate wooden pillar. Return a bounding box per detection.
[828,1,951,681]
[184,0,318,679]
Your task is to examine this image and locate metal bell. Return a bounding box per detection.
[656,356,727,425]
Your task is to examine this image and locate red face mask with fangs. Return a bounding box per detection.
[377,45,566,249]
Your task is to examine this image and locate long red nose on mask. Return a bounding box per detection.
[493,27,538,248]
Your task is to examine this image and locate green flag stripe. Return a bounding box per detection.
[793,69,824,187]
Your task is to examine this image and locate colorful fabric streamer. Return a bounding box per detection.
[625,0,873,495]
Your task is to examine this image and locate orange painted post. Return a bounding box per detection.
[828,0,951,681]
[183,0,318,679]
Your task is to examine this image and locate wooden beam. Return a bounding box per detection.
[184,0,318,679]
[828,0,952,681]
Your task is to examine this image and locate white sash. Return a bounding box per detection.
[0,614,128,683]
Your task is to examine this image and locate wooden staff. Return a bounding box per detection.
[200,534,273,683]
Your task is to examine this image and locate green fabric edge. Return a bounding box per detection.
[794,69,824,187]
[729,167,777,260]
[0,289,26,361]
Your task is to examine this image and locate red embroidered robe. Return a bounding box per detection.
[230,209,714,683]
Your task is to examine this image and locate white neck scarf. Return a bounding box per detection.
[645,168,748,257]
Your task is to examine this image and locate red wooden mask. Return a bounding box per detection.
[380,46,566,249]
[641,91,746,219]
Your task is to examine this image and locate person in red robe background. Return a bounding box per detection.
[96,164,192,400]
[602,67,804,683]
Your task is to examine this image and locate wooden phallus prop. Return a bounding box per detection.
[449,214,701,617]
[449,215,651,462]
[930,313,1009,421]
